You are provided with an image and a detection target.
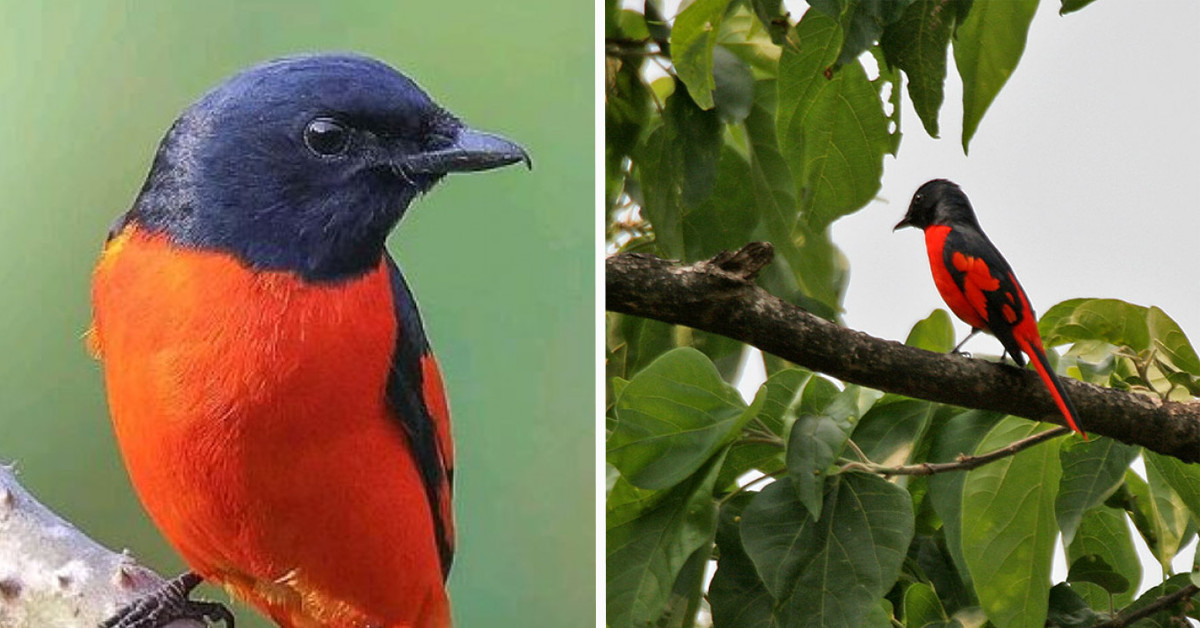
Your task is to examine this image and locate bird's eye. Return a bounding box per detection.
[303,118,350,156]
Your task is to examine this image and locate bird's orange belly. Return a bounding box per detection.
[91,228,449,627]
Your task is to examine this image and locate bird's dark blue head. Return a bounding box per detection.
[894,179,982,232]
[125,53,530,281]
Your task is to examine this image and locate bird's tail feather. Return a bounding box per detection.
[1017,334,1087,440]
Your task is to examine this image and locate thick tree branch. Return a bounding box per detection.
[606,244,1200,463]
[0,464,202,628]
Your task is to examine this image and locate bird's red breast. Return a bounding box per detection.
[91,225,451,628]
[924,225,988,330]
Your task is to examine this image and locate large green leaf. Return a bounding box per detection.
[741,474,915,628]
[670,0,735,109]
[952,0,1038,152]
[1065,506,1137,609]
[1147,305,1200,376]
[712,45,755,123]
[1055,437,1138,546]
[709,492,777,628]
[851,395,935,468]
[607,451,725,628]
[961,418,1062,628]
[905,308,955,353]
[1144,451,1200,531]
[1039,298,1151,352]
[903,581,948,627]
[786,385,880,520]
[744,79,847,316]
[609,348,763,490]
[927,410,1002,591]
[880,0,958,137]
[776,9,890,231]
[716,368,817,489]
[636,88,722,258]
[1140,457,1194,571]
[826,0,915,67]
[606,55,651,206]
[681,145,759,259]
[1066,506,1140,608]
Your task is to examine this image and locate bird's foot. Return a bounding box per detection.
[100,572,235,628]
[949,349,972,359]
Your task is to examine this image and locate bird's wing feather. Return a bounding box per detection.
[942,228,1027,364]
[384,254,455,579]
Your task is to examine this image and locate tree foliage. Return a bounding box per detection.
[605,1,1200,626]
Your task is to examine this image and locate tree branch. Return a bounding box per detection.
[1096,583,1198,627]
[0,464,202,628]
[842,427,1071,476]
[606,244,1200,463]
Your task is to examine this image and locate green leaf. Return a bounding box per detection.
[606,55,651,206]
[926,410,1002,591]
[606,451,725,628]
[880,0,958,137]
[609,348,763,490]
[831,0,916,68]
[660,544,710,628]
[670,0,735,109]
[681,146,759,261]
[776,9,890,231]
[747,0,790,44]
[1066,554,1129,595]
[786,385,880,520]
[909,531,977,612]
[741,473,915,628]
[607,313,676,381]
[1066,506,1140,608]
[712,46,756,122]
[1059,0,1099,15]
[1055,437,1138,546]
[757,367,819,434]
[1144,450,1200,528]
[709,492,777,628]
[636,88,722,257]
[744,79,848,316]
[961,418,1062,628]
[903,581,948,627]
[1122,466,1189,572]
[1038,298,1151,352]
[851,396,935,468]
[1045,583,1103,628]
[1147,306,1200,376]
[905,309,956,353]
[952,0,1038,153]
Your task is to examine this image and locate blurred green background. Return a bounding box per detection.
[0,3,592,627]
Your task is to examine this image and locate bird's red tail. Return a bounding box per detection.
[1015,333,1087,440]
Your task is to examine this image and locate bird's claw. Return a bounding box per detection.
[99,572,234,628]
[950,350,972,359]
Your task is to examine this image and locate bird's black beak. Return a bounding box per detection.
[401,127,532,175]
[893,216,912,231]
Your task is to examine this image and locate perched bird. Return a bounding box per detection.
[894,179,1086,439]
[90,53,529,628]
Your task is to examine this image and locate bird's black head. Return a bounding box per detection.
[126,53,530,281]
[894,179,981,232]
